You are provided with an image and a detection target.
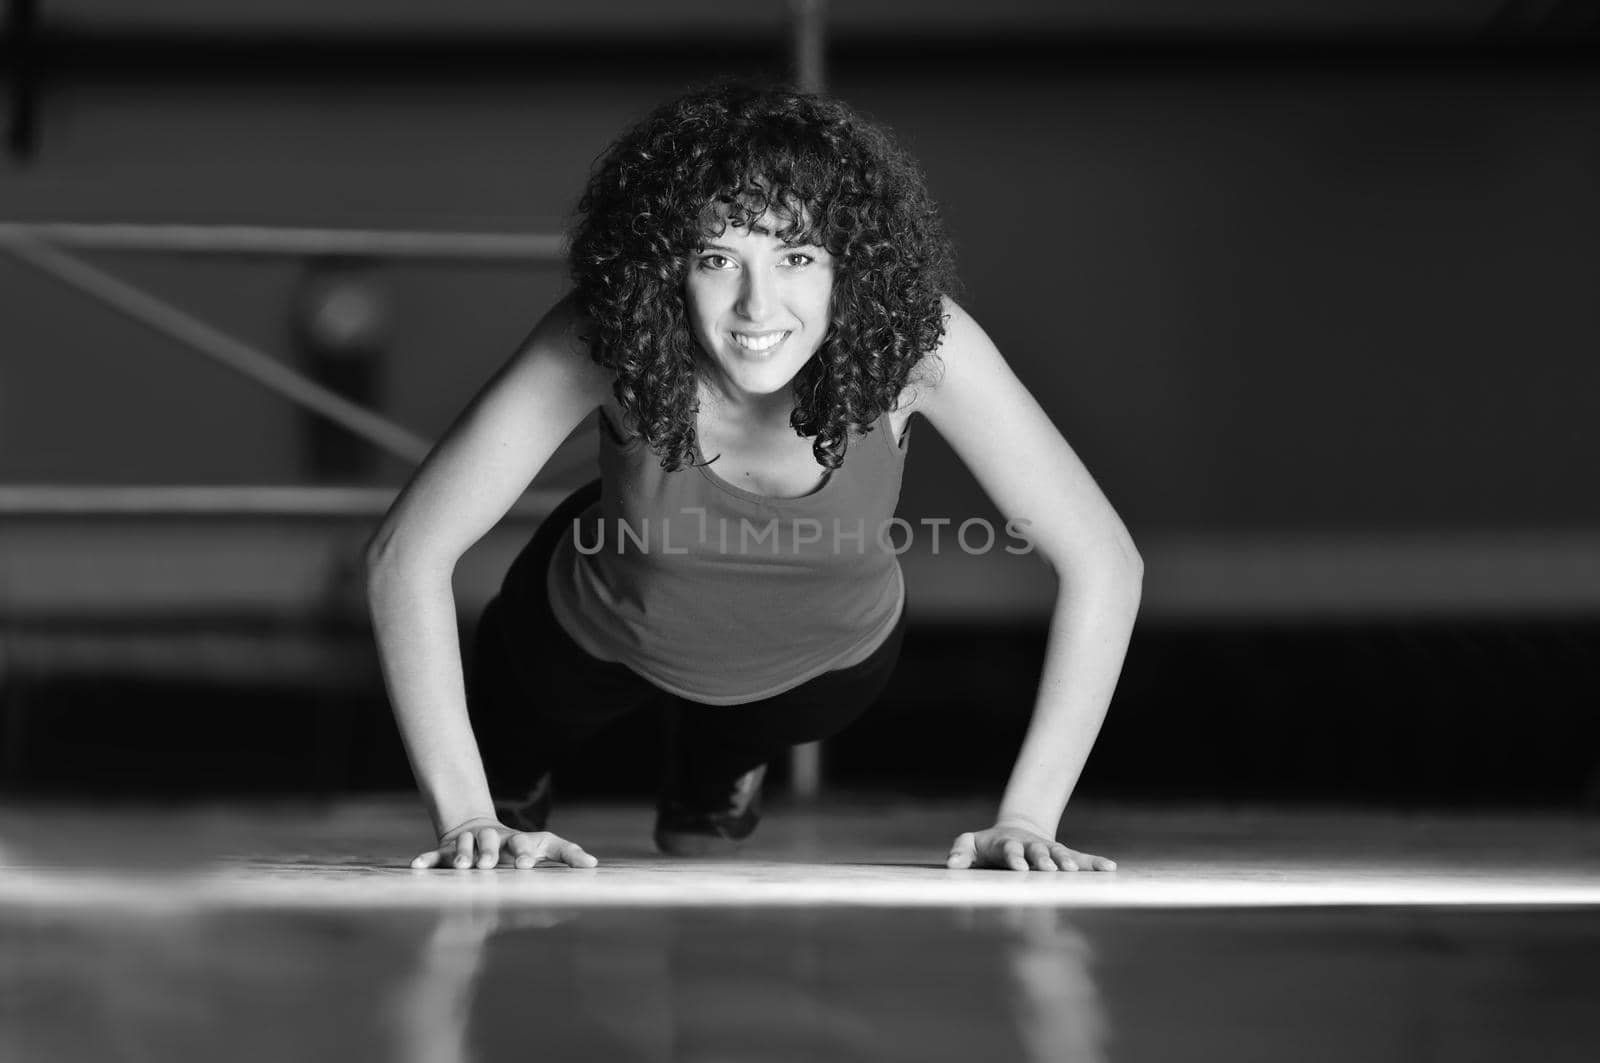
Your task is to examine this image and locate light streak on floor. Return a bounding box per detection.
[3,799,1598,1062]
[2,798,1598,910]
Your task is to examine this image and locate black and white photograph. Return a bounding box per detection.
[2,1,1599,1060]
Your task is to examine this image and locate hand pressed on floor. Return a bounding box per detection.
[412,817,598,870]
[946,824,1116,872]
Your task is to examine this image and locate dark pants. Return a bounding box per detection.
[467,481,908,804]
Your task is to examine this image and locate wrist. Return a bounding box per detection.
[994,811,1057,837]
[419,775,497,838]
[437,812,500,839]
[429,799,498,838]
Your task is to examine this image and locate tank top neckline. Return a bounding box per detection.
[691,431,837,506]
[600,404,905,508]
[690,406,912,507]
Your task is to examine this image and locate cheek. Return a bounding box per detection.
[682,281,717,331]
[806,276,836,321]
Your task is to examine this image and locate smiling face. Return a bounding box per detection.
[682,212,835,414]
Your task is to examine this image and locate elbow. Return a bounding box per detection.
[1104,521,1144,589]
[362,538,399,610]
[1117,537,1145,607]
[1106,554,1143,613]
[362,522,403,592]
[363,522,397,576]
[1046,537,1143,609]
[1121,538,1145,589]
[362,522,453,597]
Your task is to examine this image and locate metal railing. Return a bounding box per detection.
[0,224,565,471]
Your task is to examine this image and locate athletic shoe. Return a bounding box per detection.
[493,772,553,833]
[653,762,767,857]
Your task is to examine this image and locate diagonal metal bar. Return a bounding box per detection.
[0,222,564,262]
[0,236,433,464]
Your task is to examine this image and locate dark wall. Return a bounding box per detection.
[844,63,1600,537]
[5,20,1600,635]
[6,56,1596,532]
[5,17,1599,804]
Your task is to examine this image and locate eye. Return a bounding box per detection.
[781,251,816,268]
[697,253,735,271]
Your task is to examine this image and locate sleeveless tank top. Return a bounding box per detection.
[541,406,911,705]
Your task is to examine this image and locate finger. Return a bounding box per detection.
[540,832,601,870]
[1027,842,1057,872]
[507,832,598,870]
[411,849,444,870]
[1049,845,1079,872]
[550,837,598,869]
[475,827,502,870]
[1085,853,1117,872]
[506,832,545,870]
[1002,840,1028,872]
[452,830,476,870]
[946,832,977,870]
[506,833,539,870]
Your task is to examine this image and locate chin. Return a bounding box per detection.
[701,345,817,402]
[734,374,800,398]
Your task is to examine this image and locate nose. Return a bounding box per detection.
[734,266,773,322]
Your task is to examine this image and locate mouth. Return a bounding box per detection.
[730,330,791,353]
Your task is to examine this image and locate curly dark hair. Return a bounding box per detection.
[568,80,958,472]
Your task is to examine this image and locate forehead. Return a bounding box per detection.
[697,200,813,242]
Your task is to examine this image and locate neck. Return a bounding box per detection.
[697,376,796,426]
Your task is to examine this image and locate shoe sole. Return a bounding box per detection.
[652,828,748,858]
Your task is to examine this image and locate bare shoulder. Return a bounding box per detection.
[893,294,968,419]
[884,294,1142,578]
[512,292,614,405]
[365,293,616,567]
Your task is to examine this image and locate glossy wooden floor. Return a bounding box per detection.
[3,798,1599,1061]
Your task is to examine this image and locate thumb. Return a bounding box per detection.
[508,831,598,869]
[947,832,977,870]
[554,839,598,869]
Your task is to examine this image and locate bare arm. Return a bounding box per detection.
[364,296,611,838]
[917,297,1143,872]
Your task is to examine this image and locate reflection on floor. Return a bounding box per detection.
[2,798,1599,1062]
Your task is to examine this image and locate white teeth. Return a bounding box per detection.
[732,331,789,352]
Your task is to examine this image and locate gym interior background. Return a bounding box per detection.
[3,0,1598,807]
